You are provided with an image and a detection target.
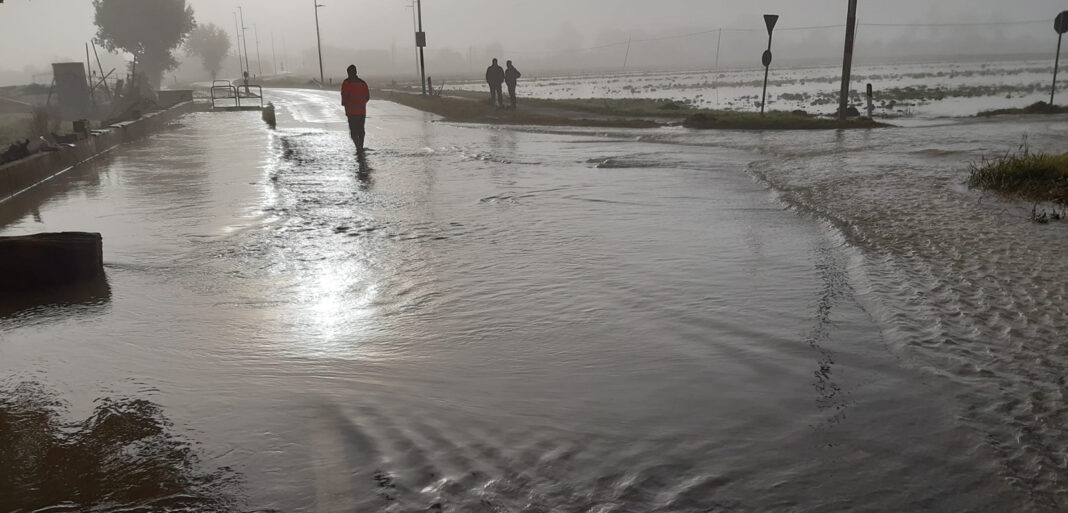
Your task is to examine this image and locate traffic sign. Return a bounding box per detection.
[1057,11,1068,34]
[762,50,773,67]
[764,15,779,36]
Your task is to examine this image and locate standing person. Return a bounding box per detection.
[504,60,522,109]
[485,58,505,108]
[341,64,370,152]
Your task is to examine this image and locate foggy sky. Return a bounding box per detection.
[2,0,1067,83]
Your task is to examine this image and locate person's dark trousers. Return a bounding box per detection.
[507,84,517,108]
[490,84,504,108]
[347,115,366,150]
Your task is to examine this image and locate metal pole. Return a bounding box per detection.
[91,41,112,100]
[417,0,426,96]
[233,13,244,77]
[314,0,325,86]
[271,32,278,75]
[714,28,722,70]
[1053,32,1063,106]
[409,3,419,80]
[254,24,263,77]
[839,0,858,121]
[238,7,251,77]
[282,35,288,73]
[761,33,771,115]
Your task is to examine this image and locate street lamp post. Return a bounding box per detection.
[254,24,263,77]
[314,0,325,87]
[232,12,244,77]
[271,32,278,76]
[237,6,251,78]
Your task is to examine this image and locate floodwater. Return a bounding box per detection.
[1,89,1067,512]
[452,60,1066,117]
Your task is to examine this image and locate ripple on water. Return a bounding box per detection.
[746,124,1068,509]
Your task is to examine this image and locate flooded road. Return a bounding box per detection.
[2,89,1066,512]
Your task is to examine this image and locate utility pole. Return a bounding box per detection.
[271,32,278,75]
[314,0,325,86]
[623,37,632,69]
[839,0,858,121]
[254,24,263,77]
[238,6,251,78]
[416,0,427,95]
[282,35,289,73]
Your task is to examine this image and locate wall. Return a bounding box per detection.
[0,101,206,203]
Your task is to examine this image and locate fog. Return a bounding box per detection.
[1,0,1067,85]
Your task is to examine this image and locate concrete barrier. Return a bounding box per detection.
[0,232,103,292]
[0,101,206,203]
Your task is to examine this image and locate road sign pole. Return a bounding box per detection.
[761,41,771,115]
[760,15,778,116]
[1053,32,1063,106]
[1052,9,1068,107]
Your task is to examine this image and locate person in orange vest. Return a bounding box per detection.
[341,64,370,152]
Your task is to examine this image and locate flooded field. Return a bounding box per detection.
[2,88,1067,512]
[451,59,1066,118]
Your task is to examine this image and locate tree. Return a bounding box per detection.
[93,0,196,89]
[185,24,231,80]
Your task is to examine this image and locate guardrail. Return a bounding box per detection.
[210,80,264,110]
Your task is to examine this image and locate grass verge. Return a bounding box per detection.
[977,101,1068,117]
[380,90,660,129]
[967,148,1068,222]
[382,89,889,130]
[681,111,887,130]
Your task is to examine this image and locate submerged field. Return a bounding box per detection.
[449,59,1067,118]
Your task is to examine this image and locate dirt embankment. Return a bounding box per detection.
[376,89,661,129]
[377,88,889,130]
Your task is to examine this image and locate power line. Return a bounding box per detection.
[861,19,1048,28]
[497,19,1054,57]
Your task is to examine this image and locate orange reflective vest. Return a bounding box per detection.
[341,78,370,116]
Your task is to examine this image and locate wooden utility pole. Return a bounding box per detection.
[839,0,858,120]
[314,0,325,86]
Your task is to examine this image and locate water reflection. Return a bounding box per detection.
[0,380,242,512]
[0,273,111,319]
[356,152,373,189]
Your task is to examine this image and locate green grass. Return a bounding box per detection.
[977,101,1068,117]
[967,149,1068,214]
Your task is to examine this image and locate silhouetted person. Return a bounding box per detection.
[486,58,505,108]
[341,65,370,152]
[505,60,521,109]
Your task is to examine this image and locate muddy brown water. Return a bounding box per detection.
[1,89,1066,512]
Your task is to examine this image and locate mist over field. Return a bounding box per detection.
[1,0,1067,85]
